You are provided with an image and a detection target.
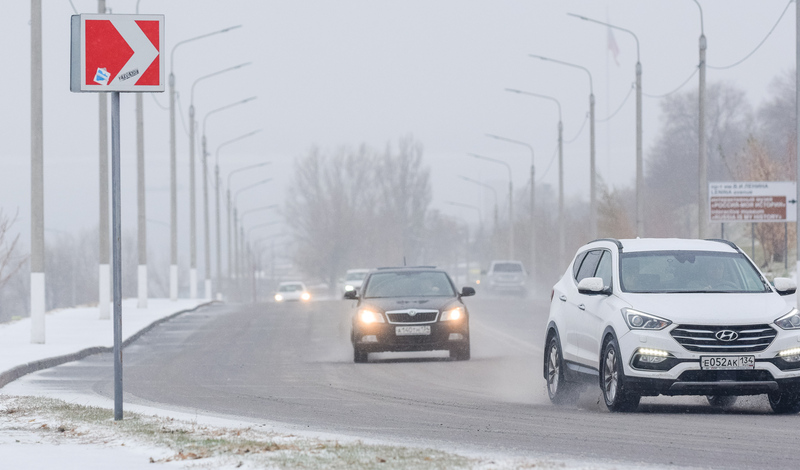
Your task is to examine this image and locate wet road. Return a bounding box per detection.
[6,296,800,468]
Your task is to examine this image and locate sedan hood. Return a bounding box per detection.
[620,292,793,325]
[361,297,458,312]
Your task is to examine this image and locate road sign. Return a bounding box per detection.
[70,14,164,92]
[709,181,797,223]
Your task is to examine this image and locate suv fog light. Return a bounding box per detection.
[362,335,378,343]
[779,347,800,363]
[448,333,464,341]
[637,348,669,364]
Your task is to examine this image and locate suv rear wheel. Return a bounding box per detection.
[600,338,640,412]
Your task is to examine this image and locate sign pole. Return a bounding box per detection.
[111,91,123,420]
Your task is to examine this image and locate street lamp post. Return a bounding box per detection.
[233,178,272,287]
[225,158,269,289]
[445,201,481,284]
[569,14,643,237]
[530,54,596,240]
[485,134,536,282]
[468,153,513,259]
[504,88,565,268]
[188,63,250,299]
[168,24,241,301]
[203,101,258,299]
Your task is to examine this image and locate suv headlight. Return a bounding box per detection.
[440,307,462,321]
[621,308,671,330]
[359,309,384,324]
[775,308,800,330]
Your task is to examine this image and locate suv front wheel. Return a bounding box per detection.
[600,337,640,412]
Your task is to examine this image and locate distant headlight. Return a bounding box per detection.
[345,285,355,292]
[359,309,384,324]
[301,292,311,301]
[274,294,284,302]
[775,308,800,330]
[440,307,462,321]
[621,308,671,330]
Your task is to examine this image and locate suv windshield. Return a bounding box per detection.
[620,251,769,293]
[363,271,456,298]
[492,263,523,273]
[279,284,303,292]
[346,272,368,281]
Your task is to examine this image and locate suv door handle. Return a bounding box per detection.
[578,304,586,310]
[559,295,567,302]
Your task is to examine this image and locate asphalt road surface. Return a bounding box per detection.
[8,295,800,468]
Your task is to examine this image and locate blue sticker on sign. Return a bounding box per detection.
[94,67,110,85]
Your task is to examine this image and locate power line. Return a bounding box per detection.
[708,0,793,70]
[564,113,589,143]
[597,82,635,123]
[643,67,698,99]
[536,145,559,183]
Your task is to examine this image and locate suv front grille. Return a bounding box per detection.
[670,324,776,353]
[385,309,438,324]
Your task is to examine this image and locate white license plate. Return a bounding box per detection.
[395,325,431,336]
[700,355,755,370]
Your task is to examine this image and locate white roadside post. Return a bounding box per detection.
[71,13,164,420]
[30,0,45,343]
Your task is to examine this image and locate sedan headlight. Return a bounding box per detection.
[301,292,311,301]
[274,294,284,302]
[440,307,462,321]
[359,309,384,324]
[775,308,800,330]
[621,308,671,330]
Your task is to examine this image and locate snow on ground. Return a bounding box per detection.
[0,300,681,469]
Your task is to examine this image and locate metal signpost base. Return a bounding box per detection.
[111,91,123,420]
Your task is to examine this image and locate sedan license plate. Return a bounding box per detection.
[395,325,431,336]
[700,355,755,370]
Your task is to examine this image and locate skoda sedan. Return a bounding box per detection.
[347,267,475,363]
[544,238,800,413]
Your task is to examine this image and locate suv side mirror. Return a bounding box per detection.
[578,277,611,296]
[773,277,797,296]
[344,290,358,300]
[460,286,476,297]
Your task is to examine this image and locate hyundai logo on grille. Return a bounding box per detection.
[407,310,417,317]
[715,330,739,342]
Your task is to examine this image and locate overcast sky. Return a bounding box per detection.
[0,1,795,266]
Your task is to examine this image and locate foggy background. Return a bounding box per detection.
[0,1,796,319]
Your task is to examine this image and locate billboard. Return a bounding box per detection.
[709,181,797,223]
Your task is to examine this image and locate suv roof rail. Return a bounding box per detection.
[591,238,623,250]
[376,265,437,270]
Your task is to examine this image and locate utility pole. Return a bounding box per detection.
[696,0,708,238]
[30,0,45,343]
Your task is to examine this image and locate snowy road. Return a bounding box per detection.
[8,297,800,468]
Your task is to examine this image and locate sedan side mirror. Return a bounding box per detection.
[344,290,359,300]
[460,286,476,297]
[773,277,797,296]
[578,277,611,296]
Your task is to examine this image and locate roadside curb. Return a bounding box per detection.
[0,301,217,389]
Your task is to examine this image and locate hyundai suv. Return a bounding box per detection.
[544,238,800,413]
[346,267,475,363]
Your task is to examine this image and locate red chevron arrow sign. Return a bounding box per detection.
[71,14,164,92]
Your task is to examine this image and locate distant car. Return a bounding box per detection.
[347,266,475,363]
[274,281,311,302]
[544,238,800,413]
[342,268,371,298]
[485,260,527,294]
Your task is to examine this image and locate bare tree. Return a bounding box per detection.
[0,211,25,290]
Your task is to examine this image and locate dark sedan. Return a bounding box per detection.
[347,267,475,363]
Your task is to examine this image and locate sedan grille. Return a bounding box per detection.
[670,324,776,353]
[385,309,438,324]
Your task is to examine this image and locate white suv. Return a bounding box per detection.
[544,238,800,413]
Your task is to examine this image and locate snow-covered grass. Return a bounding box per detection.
[0,395,497,469]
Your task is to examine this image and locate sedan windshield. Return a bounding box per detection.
[363,271,456,298]
[346,272,368,281]
[620,251,769,293]
[279,284,304,292]
[492,263,523,273]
